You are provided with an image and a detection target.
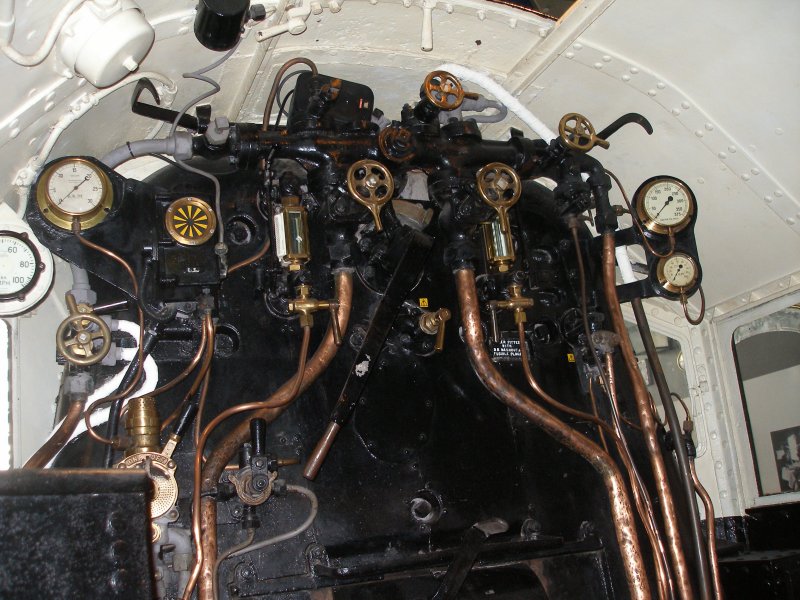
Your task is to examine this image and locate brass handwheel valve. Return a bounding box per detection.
[476,162,522,234]
[423,70,465,110]
[558,112,610,152]
[346,159,395,231]
[56,292,112,367]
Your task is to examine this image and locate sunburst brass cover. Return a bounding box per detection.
[165,197,216,246]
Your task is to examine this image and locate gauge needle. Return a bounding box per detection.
[57,175,91,205]
[654,196,673,219]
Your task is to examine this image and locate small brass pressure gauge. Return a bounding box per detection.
[36,158,113,230]
[634,176,695,235]
[656,252,699,294]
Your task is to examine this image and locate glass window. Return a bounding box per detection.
[732,305,800,496]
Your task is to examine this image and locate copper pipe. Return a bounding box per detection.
[73,220,146,447]
[228,236,271,275]
[518,323,670,599]
[602,233,694,600]
[262,58,318,130]
[193,369,213,449]
[302,421,341,479]
[192,270,353,600]
[154,317,209,399]
[456,268,650,600]
[182,325,312,600]
[23,397,86,468]
[690,462,724,600]
[604,358,675,600]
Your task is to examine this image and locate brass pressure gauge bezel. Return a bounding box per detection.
[165,196,217,246]
[634,176,696,235]
[656,252,699,294]
[36,157,113,230]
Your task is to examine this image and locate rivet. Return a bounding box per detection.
[711,432,718,439]
[28,137,37,146]
[622,74,630,81]
[704,122,714,131]
[656,81,665,89]
[594,62,603,69]
[741,173,750,181]
[565,51,575,59]
[9,127,19,138]
[718,151,727,159]
[715,461,723,470]
[681,101,691,109]
[751,167,760,175]
[647,89,657,96]
[728,145,737,153]
[629,66,639,74]
[775,189,784,197]
[671,108,680,115]
[764,196,773,203]
[444,3,453,12]
[602,54,611,62]
[508,18,517,28]
[720,491,729,499]
[697,177,705,184]
[177,26,188,35]
[44,101,54,112]
[786,217,796,226]
[573,42,583,50]
[402,0,410,6]
[476,9,485,20]
[695,130,704,137]
[775,127,784,135]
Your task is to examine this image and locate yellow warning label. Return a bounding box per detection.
[567,353,575,363]
[419,298,429,308]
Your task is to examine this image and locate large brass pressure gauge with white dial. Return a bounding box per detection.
[656,252,700,294]
[634,175,695,235]
[35,157,113,230]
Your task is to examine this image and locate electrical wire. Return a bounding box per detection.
[231,485,319,557]
[261,58,317,131]
[168,40,242,268]
[273,89,295,129]
[0,0,87,66]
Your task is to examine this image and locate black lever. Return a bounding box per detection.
[131,78,207,133]
[596,112,653,141]
[250,418,267,457]
[431,518,509,600]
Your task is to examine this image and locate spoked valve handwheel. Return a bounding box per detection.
[558,112,610,152]
[423,70,465,110]
[346,160,395,232]
[56,292,111,367]
[476,162,522,233]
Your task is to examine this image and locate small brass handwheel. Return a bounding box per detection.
[558,113,610,152]
[423,71,465,110]
[476,162,522,234]
[56,310,111,366]
[346,160,395,232]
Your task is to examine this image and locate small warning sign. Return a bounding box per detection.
[419,298,429,308]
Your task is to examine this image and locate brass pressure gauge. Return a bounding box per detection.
[36,158,113,230]
[165,197,217,246]
[634,176,695,235]
[656,252,699,294]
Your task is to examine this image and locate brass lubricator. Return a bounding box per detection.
[488,284,534,343]
[274,194,311,271]
[165,196,217,246]
[117,397,179,526]
[55,292,112,367]
[346,159,395,231]
[287,284,343,346]
[419,308,451,353]
[558,113,610,152]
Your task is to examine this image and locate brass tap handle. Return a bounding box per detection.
[328,303,343,346]
[475,163,522,234]
[346,159,395,231]
[558,112,610,152]
[56,292,112,367]
[423,70,465,110]
[419,308,452,353]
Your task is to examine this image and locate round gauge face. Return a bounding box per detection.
[635,177,695,234]
[658,253,698,293]
[45,160,106,216]
[0,233,40,299]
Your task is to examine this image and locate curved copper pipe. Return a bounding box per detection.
[194,270,353,600]
[456,268,650,600]
[518,322,671,600]
[23,397,86,469]
[227,236,271,275]
[690,462,724,600]
[602,233,694,600]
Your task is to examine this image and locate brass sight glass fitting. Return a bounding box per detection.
[488,284,534,343]
[288,284,343,346]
